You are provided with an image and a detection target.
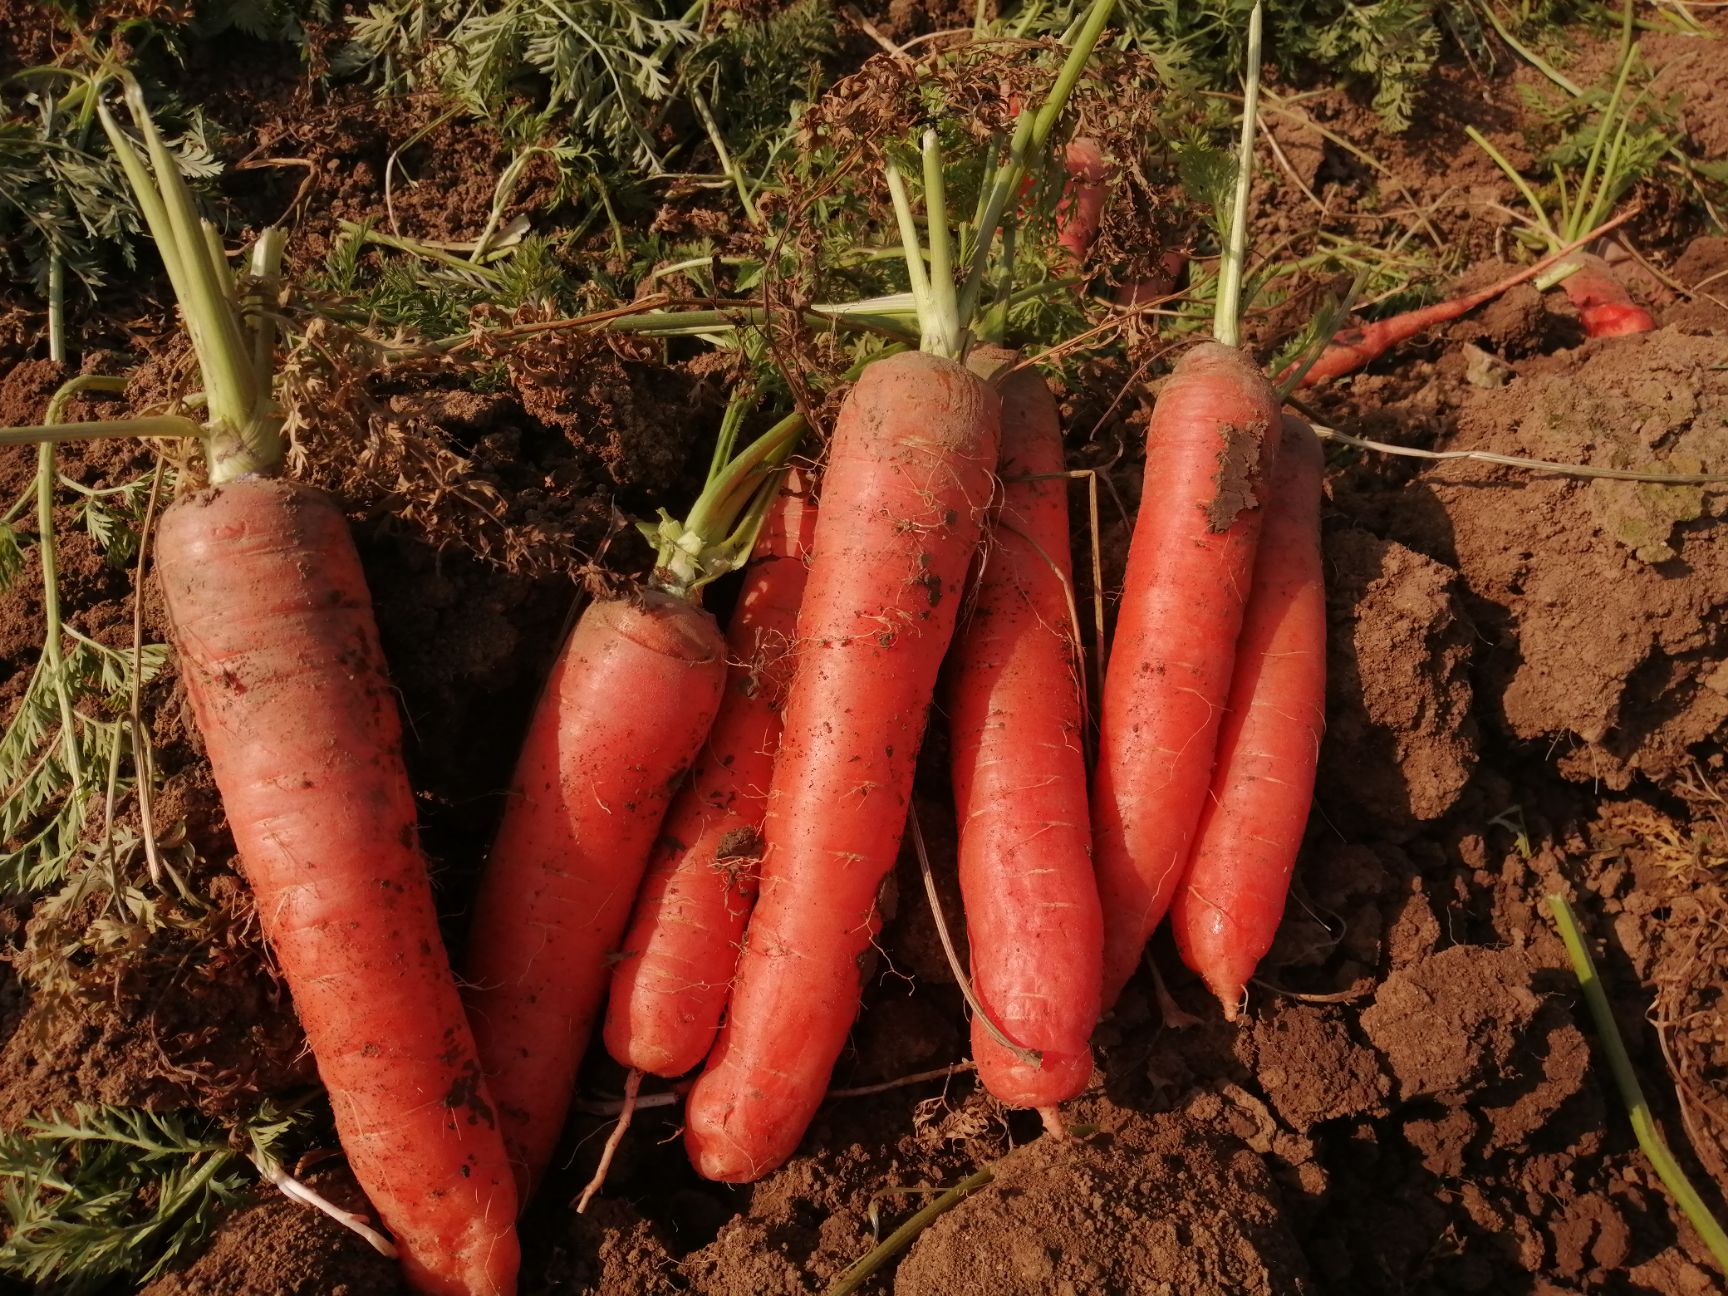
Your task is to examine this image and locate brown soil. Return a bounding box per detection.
[3,6,1728,1296]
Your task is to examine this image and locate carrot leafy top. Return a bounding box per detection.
[0,71,285,485]
[884,0,1120,361]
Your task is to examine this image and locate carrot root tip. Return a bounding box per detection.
[575,1069,642,1214]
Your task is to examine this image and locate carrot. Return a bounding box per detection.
[682,5,1115,1181]
[464,588,728,1196]
[682,351,999,1181]
[602,474,818,1079]
[1092,2,1280,1009]
[156,483,520,1296]
[59,77,522,1296]
[1057,136,1108,264]
[1055,138,1187,310]
[1290,213,1644,387]
[1091,343,1280,1005]
[1553,251,1655,337]
[946,347,1101,1108]
[1113,251,1188,308]
[1294,285,1523,386]
[1170,415,1326,1017]
[1464,5,1654,344]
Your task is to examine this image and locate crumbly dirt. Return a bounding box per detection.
[4,6,1728,1296]
[139,1180,401,1296]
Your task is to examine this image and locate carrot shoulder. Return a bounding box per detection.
[155,479,519,1296]
[465,590,727,1198]
[682,351,1000,1182]
[1091,341,1280,1008]
[1171,415,1326,1016]
[603,479,817,1079]
[948,348,1101,1107]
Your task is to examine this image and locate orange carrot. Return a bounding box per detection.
[156,480,518,1296]
[1091,342,1281,1008]
[1554,251,1655,337]
[947,348,1101,1108]
[1055,138,1186,310]
[1292,214,1645,386]
[1293,258,1558,386]
[603,476,818,1079]
[1170,415,1326,1017]
[682,351,1000,1182]
[465,591,727,1198]
[1113,251,1188,308]
[1057,136,1108,264]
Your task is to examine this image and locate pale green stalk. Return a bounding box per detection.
[919,130,961,356]
[1547,894,1728,1276]
[690,81,760,229]
[37,441,81,785]
[1466,125,1559,244]
[0,416,202,446]
[94,73,281,481]
[826,1169,996,1296]
[884,161,935,330]
[1214,1,1264,349]
[955,0,1118,327]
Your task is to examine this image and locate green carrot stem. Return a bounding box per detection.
[1214,1,1263,349]
[94,72,282,481]
[339,221,506,282]
[248,230,286,395]
[119,77,257,431]
[33,377,127,786]
[825,1168,996,1296]
[955,0,1118,327]
[656,345,910,596]
[1569,0,1638,241]
[920,129,961,357]
[0,416,203,446]
[707,384,753,486]
[1546,893,1728,1276]
[885,160,934,333]
[47,256,66,367]
[1466,126,1560,246]
[37,441,81,784]
[1477,0,1583,96]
